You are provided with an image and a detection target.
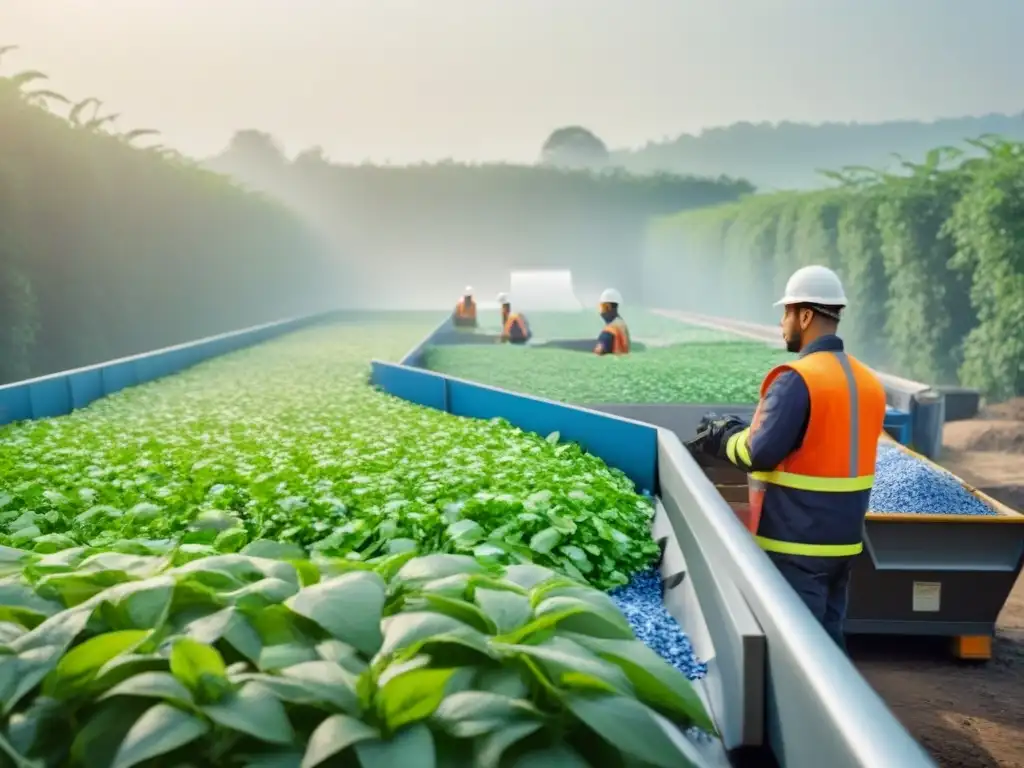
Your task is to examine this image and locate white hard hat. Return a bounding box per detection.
[464,286,473,294]
[496,292,509,304]
[774,265,847,307]
[599,288,623,305]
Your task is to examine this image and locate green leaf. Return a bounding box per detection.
[354,722,435,768]
[502,564,560,591]
[377,667,455,731]
[285,571,385,655]
[43,629,149,699]
[395,555,483,584]
[474,589,532,634]
[100,671,194,707]
[71,698,144,767]
[202,681,295,744]
[241,752,304,768]
[564,692,704,768]
[493,637,633,695]
[432,691,542,738]
[242,540,308,561]
[509,745,591,767]
[377,612,480,658]
[281,660,359,712]
[316,638,368,674]
[111,703,209,768]
[301,714,379,768]
[532,596,633,639]
[407,593,494,633]
[528,528,561,555]
[474,721,544,768]
[260,643,319,671]
[446,520,483,547]
[387,538,418,555]
[567,634,716,733]
[169,637,227,691]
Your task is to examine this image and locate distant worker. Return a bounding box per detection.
[692,265,886,652]
[497,293,531,344]
[453,286,477,328]
[594,288,630,355]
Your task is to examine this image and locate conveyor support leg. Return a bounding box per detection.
[951,635,992,661]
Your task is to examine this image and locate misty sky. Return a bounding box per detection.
[6,0,1023,163]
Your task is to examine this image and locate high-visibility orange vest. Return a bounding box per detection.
[595,317,630,355]
[502,312,530,341]
[736,350,886,557]
[454,298,477,321]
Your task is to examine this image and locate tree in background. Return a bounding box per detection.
[540,126,609,170]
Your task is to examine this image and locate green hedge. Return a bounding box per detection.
[644,141,1024,399]
[0,58,336,384]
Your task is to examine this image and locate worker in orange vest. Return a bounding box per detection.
[497,293,531,344]
[594,288,630,355]
[693,265,886,651]
[452,286,477,328]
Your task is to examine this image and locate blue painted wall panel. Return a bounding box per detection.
[101,362,139,395]
[68,370,103,410]
[134,354,175,383]
[29,378,72,419]
[446,379,658,493]
[0,386,32,426]
[371,361,447,411]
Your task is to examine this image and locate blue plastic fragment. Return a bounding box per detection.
[870,443,996,516]
[609,569,707,680]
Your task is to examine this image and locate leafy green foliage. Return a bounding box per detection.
[0,48,338,384]
[647,139,1024,398]
[0,320,657,590]
[425,338,789,404]
[945,139,1024,400]
[0,552,715,767]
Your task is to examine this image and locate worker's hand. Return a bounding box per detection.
[696,413,746,456]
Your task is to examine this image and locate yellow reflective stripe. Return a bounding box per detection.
[726,427,752,467]
[756,536,863,557]
[749,470,875,492]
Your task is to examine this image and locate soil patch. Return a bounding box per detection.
[945,420,1024,455]
[983,398,1024,423]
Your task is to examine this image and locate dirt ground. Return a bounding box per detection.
[850,399,1024,767]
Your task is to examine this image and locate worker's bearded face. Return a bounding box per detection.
[781,307,813,353]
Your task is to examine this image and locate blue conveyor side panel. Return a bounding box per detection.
[0,385,32,424]
[68,370,103,410]
[371,361,448,411]
[447,379,658,494]
[101,361,139,396]
[28,378,72,419]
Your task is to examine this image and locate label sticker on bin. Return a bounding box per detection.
[912,581,941,612]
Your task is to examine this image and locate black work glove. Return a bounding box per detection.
[694,413,746,457]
